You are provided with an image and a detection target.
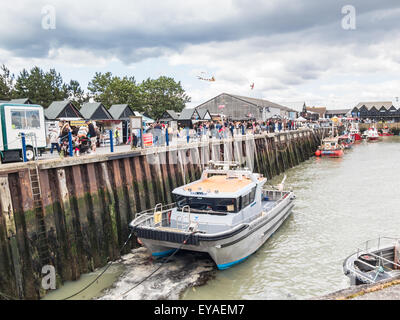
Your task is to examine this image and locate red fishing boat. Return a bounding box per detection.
[315,137,344,157]
[366,127,380,141]
[378,127,394,137]
[349,122,362,141]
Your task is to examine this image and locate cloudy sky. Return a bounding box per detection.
[1,0,400,110]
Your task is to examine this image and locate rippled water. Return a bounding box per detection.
[44,137,400,300]
[181,137,400,300]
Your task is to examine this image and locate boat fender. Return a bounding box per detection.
[168,210,172,224]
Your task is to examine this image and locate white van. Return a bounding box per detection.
[0,103,47,163]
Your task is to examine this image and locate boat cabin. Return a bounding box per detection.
[170,162,267,232]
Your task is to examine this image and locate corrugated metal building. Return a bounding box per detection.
[195,93,297,121]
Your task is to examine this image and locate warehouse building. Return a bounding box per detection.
[195,93,297,121]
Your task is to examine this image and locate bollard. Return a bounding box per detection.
[109,130,114,152]
[166,128,169,146]
[21,133,27,162]
[242,125,245,135]
[68,131,73,157]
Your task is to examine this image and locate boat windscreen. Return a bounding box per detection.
[174,194,238,213]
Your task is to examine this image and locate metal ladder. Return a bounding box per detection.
[28,165,50,266]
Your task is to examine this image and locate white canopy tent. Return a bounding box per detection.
[296,116,307,122]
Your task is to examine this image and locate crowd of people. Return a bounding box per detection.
[143,118,307,146]
[47,117,325,155]
[47,120,100,156]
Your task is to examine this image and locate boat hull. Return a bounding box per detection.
[318,150,344,157]
[135,196,295,269]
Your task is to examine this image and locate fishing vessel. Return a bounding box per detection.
[366,127,380,142]
[379,126,394,137]
[129,161,295,270]
[343,237,400,285]
[338,134,353,149]
[315,137,344,157]
[349,123,362,141]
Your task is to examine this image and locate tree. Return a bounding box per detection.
[67,80,88,108]
[139,76,191,119]
[87,72,141,108]
[13,66,70,107]
[0,64,15,100]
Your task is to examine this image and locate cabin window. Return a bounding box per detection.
[249,187,256,203]
[11,110,26,129]
[26,110,40,128]
[242,193,250,208]
[10,109,40,129]
[214,198,236,212]
[174,194,238,213]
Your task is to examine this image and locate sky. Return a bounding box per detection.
[1,0,400,111]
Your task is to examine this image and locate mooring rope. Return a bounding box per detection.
[62,230,134,300]
[120,230,198,298]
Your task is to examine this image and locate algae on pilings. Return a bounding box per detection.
[96,164,119,262]
[8,173,40,299]
[0,200,19,299]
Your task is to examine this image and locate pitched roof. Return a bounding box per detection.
[197,108,211,120]
[9,98,32,104]
[109,104,135,119]
[45,100,83,120]
[160,110,179,120]
[354,101,394,110]
[80,102,113,120]
[195,93,296,113]
[306,106,326,113]
[228,94,296,112]
[325,109,351,115]
[178,108,200,120]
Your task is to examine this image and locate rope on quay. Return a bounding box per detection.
[62,230,134,300]
[120,230,198,298]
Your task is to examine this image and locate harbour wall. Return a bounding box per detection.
[359,123,400,133]
[0,128,326,300]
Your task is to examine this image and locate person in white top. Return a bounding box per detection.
[48,128,60,154]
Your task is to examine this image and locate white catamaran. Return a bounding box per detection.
[129,161,295,270]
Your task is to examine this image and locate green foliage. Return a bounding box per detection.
[1,65,191,118]
[87,72,141,108]
[0,64,15,100]
[13,66,69,108]
[88,73,190,119]
[67,80,88,108]
[139,76,190,119]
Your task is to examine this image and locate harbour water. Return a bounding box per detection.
[43,137,400,300]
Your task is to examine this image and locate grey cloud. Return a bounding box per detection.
[0,0,399,64]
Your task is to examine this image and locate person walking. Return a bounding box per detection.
[87,120,97,153]
[49,128,60,154]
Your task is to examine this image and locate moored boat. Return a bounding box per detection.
[129,161,296,270]
[343,237,400,285]
[366,127,380,142]
[338,134,353,149]
[349,123,362,141]
[315,137,344,157]
[378,127,394,137]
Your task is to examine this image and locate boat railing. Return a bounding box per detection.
[131,202,176,228]
[346,236,400,281]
